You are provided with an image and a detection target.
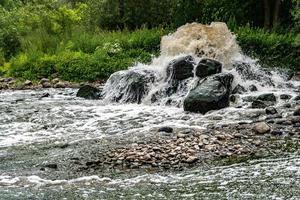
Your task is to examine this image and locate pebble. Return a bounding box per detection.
[253,122,271,134]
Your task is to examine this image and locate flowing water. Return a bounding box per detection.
[0,22,300,199]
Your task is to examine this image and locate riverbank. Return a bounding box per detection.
[1,27,299,83]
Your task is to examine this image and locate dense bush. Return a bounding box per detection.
[5,28,165,81]
[236,26,300,70]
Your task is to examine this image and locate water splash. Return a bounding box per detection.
[102,22,299,107]
[161,22,241,67]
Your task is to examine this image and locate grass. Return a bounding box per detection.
[0,26,299,82]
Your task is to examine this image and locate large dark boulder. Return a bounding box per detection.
[76,85,101,100]
[183,73,234,114]
[166,56,195,80]
[195,58,222,78]
[103,69,156,104]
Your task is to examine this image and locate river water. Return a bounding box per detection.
[0,89,299,200]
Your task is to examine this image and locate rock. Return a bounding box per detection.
[103,69,156,104]
[282,103,291,108]
[280,94,292,100]
[249,85,258,92]
[294,96,300,101]
[291,71,300,81]
[183,73,233,114]
[195,58,222,78]
[158,127,173,133]
[24,80,32,86]
[42,82,51,88]
[291,116,300,124]
[232,84,247,94]
[52,78,60,84]
[276,68,294,81]
[257,93,276,102]
[76,85,101,100]
[40,78,50,85]
[253,122,271,134]
[54,81,66,88]
[230,95,236,103]
[185,156,198,163]
[265,107,277,115]
[234,62,273,86]
[39,93,50,99]
[166,55,195,80]
[294,107,300,116]
[251,100,271,109]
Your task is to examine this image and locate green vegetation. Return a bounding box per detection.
[0,0,299,82]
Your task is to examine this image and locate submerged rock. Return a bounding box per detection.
[183,73,233,114]
[195,58,222,78]
[166,55,195,80]
[76,85,101,100]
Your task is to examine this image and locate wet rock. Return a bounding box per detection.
[195,58,222,78]
[276,68,294,81]
[42,82,51,88]
[282,103,291,108]
[265,107,277,115]
[280,94,292,100]
[291,116,300,124]
[234,62,273,86]
[249,85,258,92]
[294,96,300,101]
[232,84,247,94]
[294,107,300,116]
[184,73,233,114]
[251,100,270,109]
[103,70,156,104]
[158,127,173,133]
[76,85,101,100]
[229,95,236,103]
[253,122,271,134]
[291,71,300,81]
[257,93,276,102]
[166,55,195,80]
[44,163,58,169]
[39,93,50,99]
